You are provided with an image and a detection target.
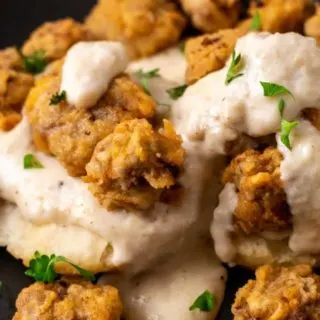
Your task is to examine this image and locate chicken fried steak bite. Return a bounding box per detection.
[223,147,291,235]
[305,3,320,44]
[13,279,122,320]
[85,119,184,211]
[85,0,186,59]
[0,47,34,131]
[26,75,156,176]
[179,0,241,33]
[22,18,94,62]
[232,264,320,320]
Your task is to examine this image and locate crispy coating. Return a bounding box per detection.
[250,0,312,33]
[232,264,320,320]
[223,147,291,234]
[22,18,94,62]
[25,75,156,177]
[0,47,34,131]
[180,0,241,33]
[13,278,122,320]
[84,118,184,211]
[85,0,186,59]
[305,4,320,44]
[185,26,246,84]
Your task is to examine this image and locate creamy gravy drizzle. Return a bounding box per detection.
[61,41,129,109]
[99,241,226,320]
[172,32,320,156]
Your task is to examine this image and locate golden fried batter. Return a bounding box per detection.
[180,0,241,33]
[250,0,312,33]
[0,47,34,131]
[13,278,122,320]
[85,0,186,59]
[305,4,320,44]
[85,118,184,211]
[25,75,155,177]
[22,18,94,62]
[223,147,291,234]
[232,264,320,320]
[185,27,245,84]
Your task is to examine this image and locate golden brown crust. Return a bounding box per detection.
[0,47,34,131]
[180,0,241,33]
[232,264,320,320]
[304,4,320,44]
[84,118,184,211]
[25,75,156,177]
[85,0,186,59]
[13,278,123,320]
[185,27,245,84]
[223,147,291,234]
[250,0,313,33]
[22,18,94,62]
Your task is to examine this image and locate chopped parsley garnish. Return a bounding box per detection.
[50,90,67,105]
[23,154,44,169]
[225,50,244,85]
[135,68,160,95]
[22,50,48,75]
[179,41,186,54]
[166,84,188,100]
[260,82,292,97]
[251,12,262,31]
[25,251,95,283]
[189,290,215,312]
[278,99,298,150]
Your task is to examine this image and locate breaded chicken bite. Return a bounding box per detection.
[223,147,291,234]
[250,0,312,33]
[185,27,245,84]
[22,18,94,62]
[232,264,320,320]
[25,75,155,177]
[0,48,34,131]
[305,4,320,44]
[13,279,122,320]
[85,0,186,59]
[85,118,184,211]
[180,0,241,33]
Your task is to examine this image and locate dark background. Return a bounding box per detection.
[0,1,253,319]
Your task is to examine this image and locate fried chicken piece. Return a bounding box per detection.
[185,26,245,84]
[85,0,186,59]
[223,147,291,234]
[25,75,156,176]
[250,0,312,33]
[0,47,34,131]
[13,278,122,320]
[180,0,241,33]
[22,18,94,62]
[84,119,184,211]
[232,264,320,320]
[305,4,320,45]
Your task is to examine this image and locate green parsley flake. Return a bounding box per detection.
[50,90,67,105]
[25,251,95,283]
[166,84,188,100]
[179,41,186,54]
[23,154,44,169]
[260,82,292,97]
[251,12,262,31]
[22,50,48,75]
[278,99,298,150]
[225,50,244,85]
[135,68,160,95]
[189,290,215,312]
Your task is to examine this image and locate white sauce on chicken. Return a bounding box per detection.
[61,41,129,109]
[172,32,320,156]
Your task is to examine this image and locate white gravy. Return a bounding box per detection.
[100,241,226,320]
[61,41,129,109]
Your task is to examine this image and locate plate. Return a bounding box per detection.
[0,0,253,318]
